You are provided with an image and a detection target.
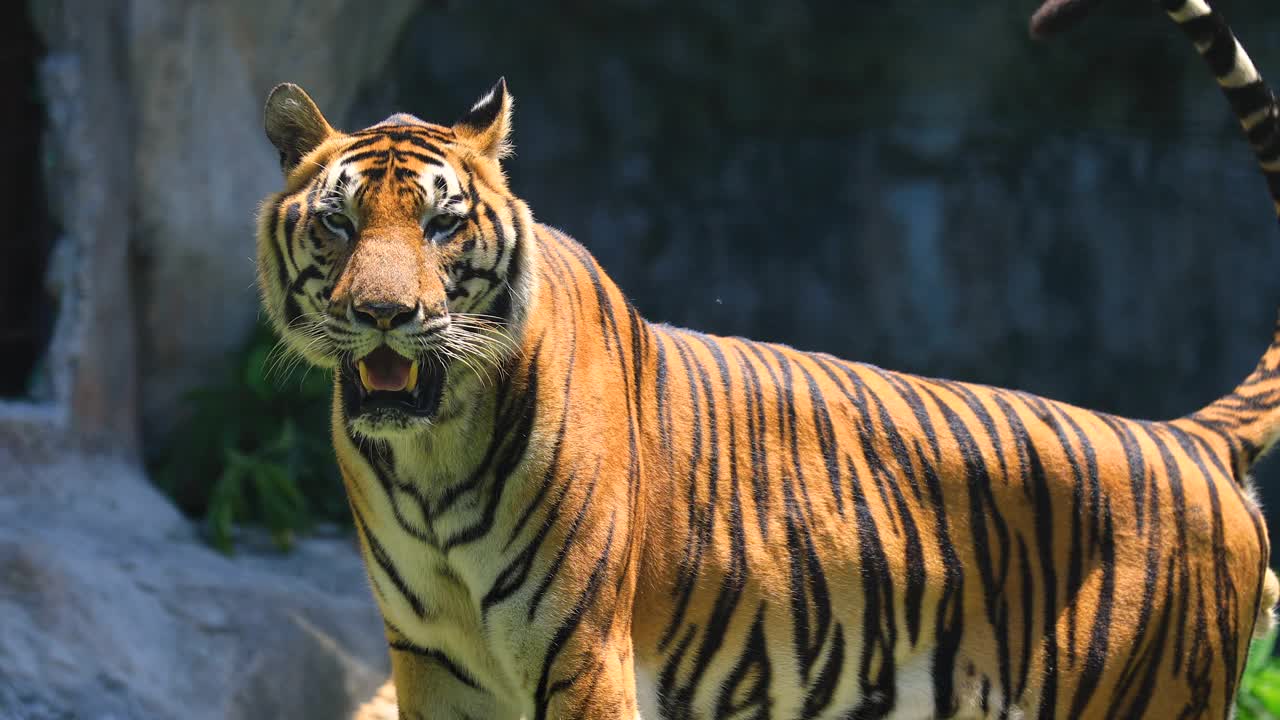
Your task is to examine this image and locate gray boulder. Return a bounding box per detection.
[0,453,387,720]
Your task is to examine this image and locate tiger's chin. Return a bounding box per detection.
[340,347,447,438]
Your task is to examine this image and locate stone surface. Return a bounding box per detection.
[6,0,141,456]
[0,453,388,720]
[1,3,408,715]
[127,0,419,445]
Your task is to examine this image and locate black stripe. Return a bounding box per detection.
[993,393,1058,720]
[350,502,427,619]
[352,435,437,545]
[1180,12,1236,78]
[923,383,1014,714]
[527,462,602,621]
[388,639,484,691]
[533,516,617,720]
[660,333,749,718]
[1225,81,1275,121]
[341,149,391,166]
[1066,497,1116,718]
[442,344,540,550]
[1132,423,1193,674]
[714,605,773,718]
[731,342,772,542]
[657,332,712,652]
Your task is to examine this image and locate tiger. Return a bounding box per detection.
[254,0,1280,717]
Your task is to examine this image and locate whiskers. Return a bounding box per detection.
[263,308,522,392]
[263,311,334,384]
[419,312,522,388]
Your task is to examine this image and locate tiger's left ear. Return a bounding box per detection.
[453,78,513,160]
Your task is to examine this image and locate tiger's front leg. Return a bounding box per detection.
[388,642,518,720]
[388,635,641,720]
[528,631,642,720]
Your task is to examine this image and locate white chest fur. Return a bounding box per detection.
[347,444,530,702]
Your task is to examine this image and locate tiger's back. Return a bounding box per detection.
[517,221,1275,717]
[629,315,1274,718]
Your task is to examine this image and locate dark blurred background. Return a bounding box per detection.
[362,0,1280,421]
[3,0,1280,717]
[368,0,1280,526]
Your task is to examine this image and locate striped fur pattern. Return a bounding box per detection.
[1033,0,1280,222]
[253,1,1279,718]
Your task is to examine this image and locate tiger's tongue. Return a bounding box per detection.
[361,346,412,392]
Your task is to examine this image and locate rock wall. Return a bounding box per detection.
[0,1,415,716]
[9,0,142,455]
[128,0,419,443]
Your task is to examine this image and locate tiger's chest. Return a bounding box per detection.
[360,512,505,668]
[343,441,545,705]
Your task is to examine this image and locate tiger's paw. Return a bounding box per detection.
[1257,568,1279,638]
[352,679,397,720]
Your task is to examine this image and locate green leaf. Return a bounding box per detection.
[205,462,243,555]
[147,317,347,551]
[1250,630,1280,675]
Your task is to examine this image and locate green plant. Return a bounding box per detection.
[151,320,346,553]
[1240,627,1280,719]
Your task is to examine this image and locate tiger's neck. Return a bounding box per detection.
[378,233,546,498]
[359,219,657,533]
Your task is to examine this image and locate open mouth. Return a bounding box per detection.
[340,345,445,422]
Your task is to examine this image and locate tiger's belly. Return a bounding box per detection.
[630,647,968,720]
[630,603,960,720]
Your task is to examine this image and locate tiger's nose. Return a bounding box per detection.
[354,301,417,330]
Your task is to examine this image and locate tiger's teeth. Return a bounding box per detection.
[357,360,373,392]
[406,360,420,392]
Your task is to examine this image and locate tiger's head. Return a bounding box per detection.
[255,80,533,438]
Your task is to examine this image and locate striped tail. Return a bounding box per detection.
[1159,0,1280,223]
[1032,0,1280,473]
[1031,0,1280,224]
[1147,0,1280,472]
[1197,320,1280,473]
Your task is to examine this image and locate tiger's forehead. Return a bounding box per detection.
[319,123,467,214]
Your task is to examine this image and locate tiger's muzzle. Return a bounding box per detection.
[328,223,452,429]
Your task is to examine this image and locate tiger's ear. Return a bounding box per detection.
[453,78,513,160]
[264,83,335,173]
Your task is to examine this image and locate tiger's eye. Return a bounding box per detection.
[426,214,462,241]
[320,211,354,239]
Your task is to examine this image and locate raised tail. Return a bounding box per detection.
[1196,320,1280,474]
[1151,0,1280,473]
[1032,0,1280,223]
[1033,0,1280,474]
[1152,0,1280,224]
